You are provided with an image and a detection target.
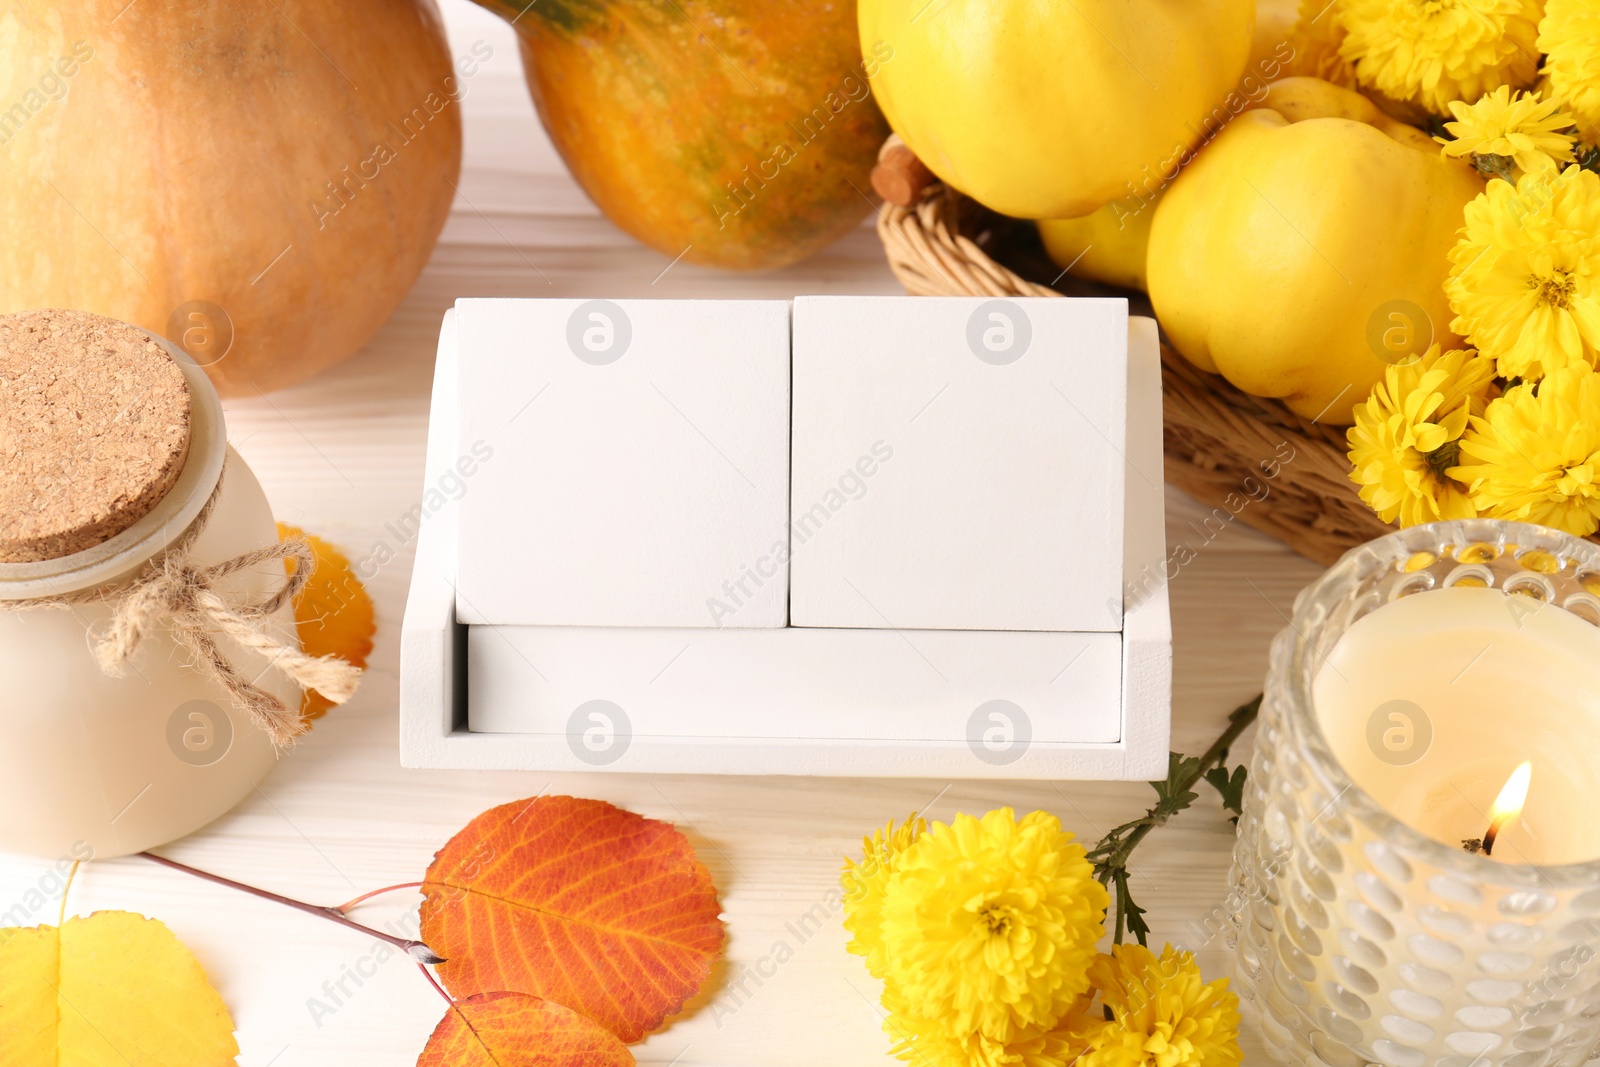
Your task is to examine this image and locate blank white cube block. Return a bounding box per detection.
[790,296,1127,632]
[454,298,791,627]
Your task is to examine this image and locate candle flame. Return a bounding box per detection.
[1483,761,1532,857]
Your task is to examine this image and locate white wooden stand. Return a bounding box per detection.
[401,299,1170,778]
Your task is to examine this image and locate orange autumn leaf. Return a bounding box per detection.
[419,796,725,1043]
[278,523,375,721]
[417,992,634,1067]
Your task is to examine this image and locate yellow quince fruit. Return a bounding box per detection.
[860,0,1256,219]
[1147,77,1483,424]
[1038,197,1158,292]
[1038,0,1309,294]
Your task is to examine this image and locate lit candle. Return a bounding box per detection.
[1233,524,1600,1067]
[1313,583,1600,865]
[1479,760,1530,857]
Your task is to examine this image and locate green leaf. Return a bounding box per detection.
[1152,754,1200,801]
[1122,891,1151,947]
[1204,764,1248,823]
[1113,872,1150,948]
[1149,754,1201,821]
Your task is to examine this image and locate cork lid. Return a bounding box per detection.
[0,310,192,564]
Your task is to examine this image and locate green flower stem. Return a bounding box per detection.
[1086,695,1262,945]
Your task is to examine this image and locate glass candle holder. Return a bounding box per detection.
[1233,519,1600,1067]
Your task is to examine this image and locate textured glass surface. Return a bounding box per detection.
[1234,520,1600,1067]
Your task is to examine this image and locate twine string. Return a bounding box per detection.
[12,464,362,747]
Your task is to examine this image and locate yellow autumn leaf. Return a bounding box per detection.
[0,910,238,1066]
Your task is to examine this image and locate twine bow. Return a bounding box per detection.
[17,464,362,747]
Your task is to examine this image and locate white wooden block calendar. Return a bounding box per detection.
[455,300,791,628]
[790,296,1126,631]
[401,297,1171,779]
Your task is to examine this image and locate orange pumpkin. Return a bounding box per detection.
[0,1,462,395]
[476,0,890,271]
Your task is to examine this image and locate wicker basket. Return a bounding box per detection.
[874,177,1393,566]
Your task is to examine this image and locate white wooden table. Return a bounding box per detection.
[0,4,1325,1063]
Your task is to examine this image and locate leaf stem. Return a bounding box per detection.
[417,961,455,1007]
[138,852,444,964]
[59,859,81,927]
[336,882,425,914]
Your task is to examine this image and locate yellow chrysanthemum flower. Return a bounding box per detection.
[1347,345,1499,525]
[1446,166,1600,379]
[1453,367,1600,534]
[1079,945,1243,1067]
[842,815,925,980]
[1287,0,1361,88]
[1439,86,1578,178]
[877,808,1108,1045]
[1337,0,1542,115]
[1541,0,1600,130]
[882,982,1096,1067]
